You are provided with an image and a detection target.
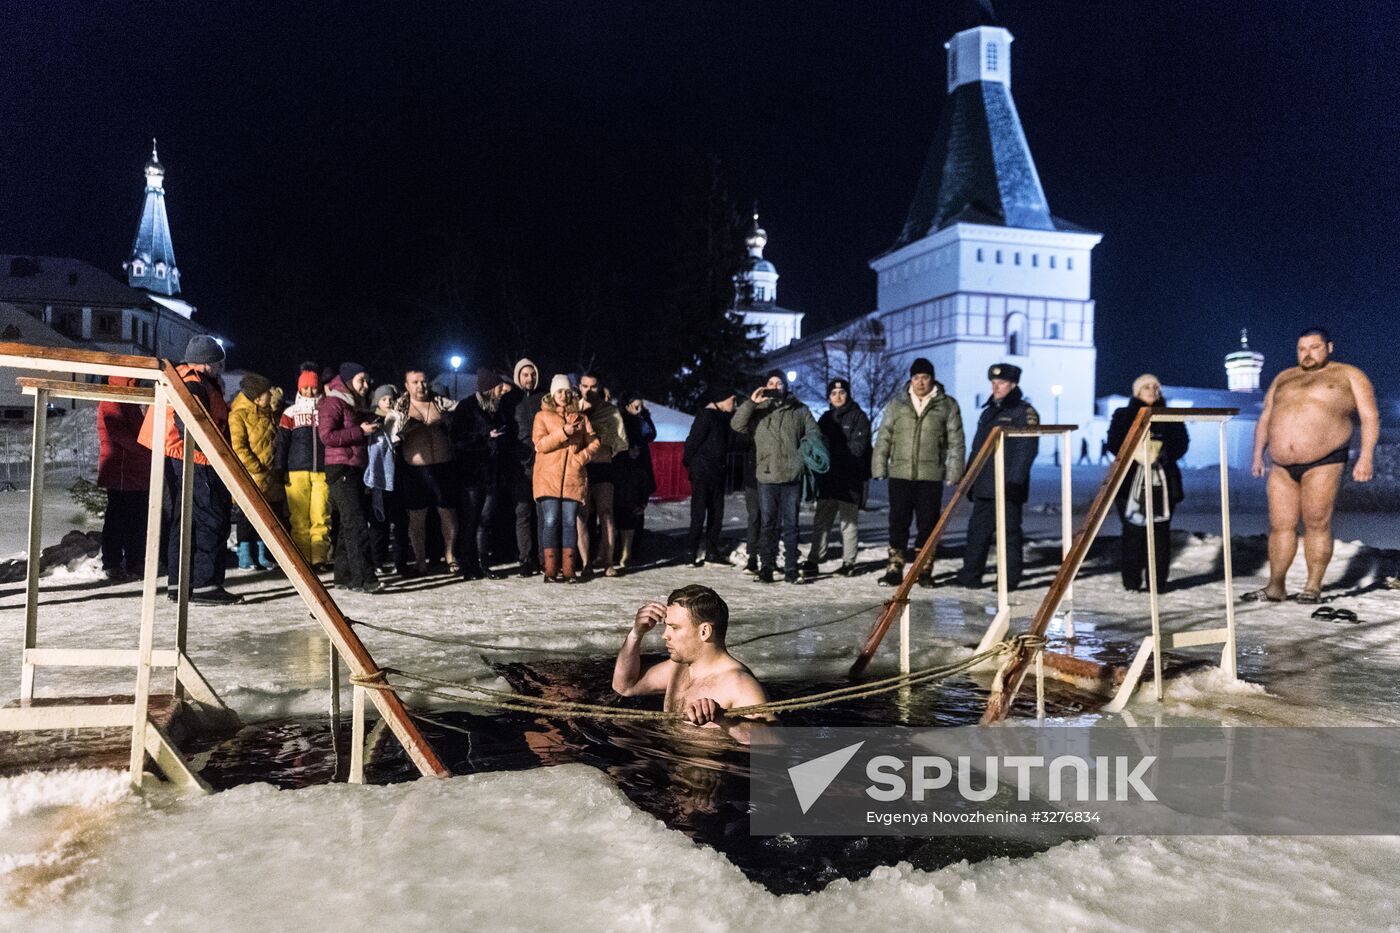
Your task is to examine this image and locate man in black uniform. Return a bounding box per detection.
[956,363,1039,590]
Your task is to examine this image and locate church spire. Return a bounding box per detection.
[124,138,181,296]
[736,204,778,306]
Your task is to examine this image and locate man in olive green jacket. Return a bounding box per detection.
[732,370,822,584]
[871,358,966,586]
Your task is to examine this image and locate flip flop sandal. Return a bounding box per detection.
[1290,590,1324,605]
[1242,588,1286,603]
[1311,607,1339,620]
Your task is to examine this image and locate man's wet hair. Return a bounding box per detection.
[1298,327,1332,345]
[667,584,729,641]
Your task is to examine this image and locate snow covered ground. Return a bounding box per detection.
[1,468,1398,929]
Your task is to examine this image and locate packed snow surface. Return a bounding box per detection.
[1,469,1398,929]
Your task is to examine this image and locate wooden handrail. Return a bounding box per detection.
[17,376,156,404]
[0,341,161,379]
[981,405,1155,723]
[849,426,1004,678]
[158,361,449,778]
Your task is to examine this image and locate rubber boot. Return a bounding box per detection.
[256,542,274,571]
[877,547,905,587]
[237,541,255,571]
[541,548,560,583]
[562,547,580,583]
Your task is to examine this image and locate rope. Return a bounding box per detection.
[347,617,581,653]
[350,634,1048,723]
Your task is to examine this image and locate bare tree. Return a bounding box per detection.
[815,317,900,416]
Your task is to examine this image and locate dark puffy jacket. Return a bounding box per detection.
[276,395,325,473]
[506,388,547,473]
[1108,397,1189,508]
[97,392,151,492]
[682,406,732,480]
[317,377,372,469]
[452,392,507,488]
[968,388,1040,502]
[815,401,872,503]
[616,408,657,502]
[731,394,822,485]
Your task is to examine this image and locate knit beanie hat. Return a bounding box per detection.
[239,371,272,399]
[297,369,320,390]
[513,357,538,387]
[371,384,398,407]
[477,367,502,394]
[764,368,789,392]
[1132,373,1161,397]
[338,362,367,386]
[909,357,935,378]
[549,373,573,394]
[827,377,851,395]
[183,334,225,365]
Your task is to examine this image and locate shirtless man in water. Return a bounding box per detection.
[613,584,772,742]
[1247,328,1379,603]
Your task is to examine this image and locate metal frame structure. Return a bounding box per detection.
[849,423,1079,679]
[0,342,449,788]
[981,406,1241,723]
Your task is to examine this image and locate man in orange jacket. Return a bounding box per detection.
[139,335,241,605]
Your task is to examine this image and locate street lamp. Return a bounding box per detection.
[786,369,798,385]
[1051,384,1063,466]
[449,354,464,400]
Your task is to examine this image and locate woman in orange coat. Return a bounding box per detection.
[533,374,600,582]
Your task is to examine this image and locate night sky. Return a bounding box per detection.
[3,1,1397,400]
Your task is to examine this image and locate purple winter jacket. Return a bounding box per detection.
[317,376,371,468]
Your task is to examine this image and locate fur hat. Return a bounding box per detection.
[1132,373,1161,397]
[987,363,1022,383]
[909,357,934,378]
[239,371,272,399]
[764,368,789,392]
[183,335,225,365]
[549,373,573,394]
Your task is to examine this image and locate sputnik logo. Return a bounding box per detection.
[787,741,864,813]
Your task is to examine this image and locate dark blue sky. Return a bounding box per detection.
[2,1,1396,399]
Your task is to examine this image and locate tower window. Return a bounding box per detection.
[1014,252,1021,265]
[1048,322,1061,339]
[1032,254,1039,267]
[995,250,1003,264]
[986,43,998,72]
[1049,256,1056,269]
[976,248,984,262]
[1008,331,1020,356]
[1066,257,1075,270]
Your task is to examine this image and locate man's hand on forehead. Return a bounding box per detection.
[633,601,666,632]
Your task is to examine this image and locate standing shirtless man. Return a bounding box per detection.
[1247,329,1379,603]
[613,585,773,742]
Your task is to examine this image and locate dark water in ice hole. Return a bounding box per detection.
[186,657,1093,895]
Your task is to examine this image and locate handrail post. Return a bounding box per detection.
[21,388,48,701]
[1219,421,1238,680]
[129,381,168,788]
[1061,431,1074,638]
[1141,425,1164,700]
[994,433,1009,622]
[174,442,195,699]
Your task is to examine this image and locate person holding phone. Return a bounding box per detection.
[731,370,822,584]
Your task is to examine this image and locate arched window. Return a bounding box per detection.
[1006,311,1028,357]
[1008,331,1021,356]
[1048,322,1061,340]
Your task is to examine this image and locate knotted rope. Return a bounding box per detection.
[350,634,1048,723]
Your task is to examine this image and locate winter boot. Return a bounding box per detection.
[541,548,560,583]
[256,542,275,571]
[877,547,905,587]
[744,555,759,575]
[562,547,581,583]
[237,542,255,571]
[834,562,857,577]
[917,562,935,588]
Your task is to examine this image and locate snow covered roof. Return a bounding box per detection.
[0,255,153,308]
[888,76,1091,252]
